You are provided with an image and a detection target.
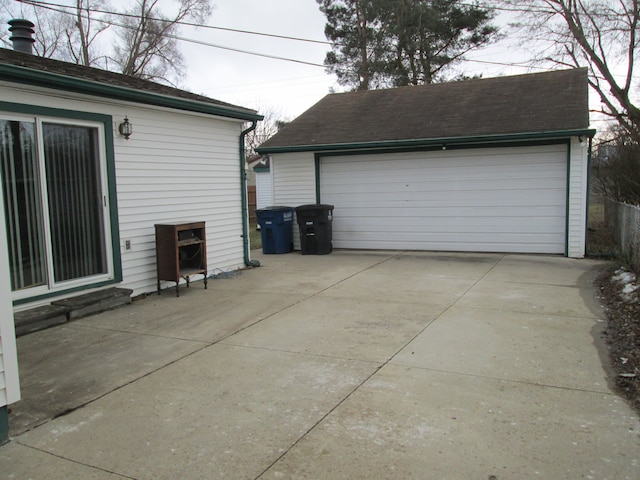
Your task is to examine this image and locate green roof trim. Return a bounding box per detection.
[0,62,263,122]
[256,129,596,155]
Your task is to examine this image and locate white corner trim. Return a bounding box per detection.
[0,194,20,406]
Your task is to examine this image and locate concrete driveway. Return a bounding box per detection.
[2,251,639,479]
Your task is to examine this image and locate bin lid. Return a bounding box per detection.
[256,206,294,212]
[295,204,334,211]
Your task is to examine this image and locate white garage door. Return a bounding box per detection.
[320,144,567,254]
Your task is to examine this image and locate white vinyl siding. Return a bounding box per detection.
[320,144,568,254]
[114,110,245,294]
[1,82,247,301]
[272,152,316,250]
[567,137,589,258]
[0,309,20,406]
[0,190,19,405]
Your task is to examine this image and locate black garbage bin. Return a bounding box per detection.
[255,206,294,254]
[295,204,334,255]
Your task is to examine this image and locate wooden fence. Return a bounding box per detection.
[247,185,257,223]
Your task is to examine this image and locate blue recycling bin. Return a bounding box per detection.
[255,206,294,254]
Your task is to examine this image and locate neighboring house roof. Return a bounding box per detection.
[0,47,262,122]
[257,68,592,154]
[252,155,270,172]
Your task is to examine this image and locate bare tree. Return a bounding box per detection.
[593,127,640,205]
[1,0,212,85]
[244,108,289,161]
[501,0,640,142]
[112,0,211,85]
[65,0,111,67]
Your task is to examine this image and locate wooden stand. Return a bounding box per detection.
[155,222,207,297]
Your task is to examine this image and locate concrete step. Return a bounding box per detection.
[15,287,134,337]
[14,305,70,337]
[52,287,134,320]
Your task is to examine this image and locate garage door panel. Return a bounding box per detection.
[325,179,566,196]
[334,205,565,218]
[335,230,564,243]
[334,225,565,244]
[334,228,565,249]
[324,163,564,183]
[322,145,564,173]
[321,145,567,254]
[324,169,566,193]
[335,214,565,231]
[334,235,563,254]
[328,190,566,208]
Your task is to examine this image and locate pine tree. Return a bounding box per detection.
[318,0,498,90]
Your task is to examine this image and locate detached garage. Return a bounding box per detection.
[257,69,594,258]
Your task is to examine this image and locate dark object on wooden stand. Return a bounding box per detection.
[155,221,207,297]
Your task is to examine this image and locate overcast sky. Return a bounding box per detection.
[2,0,607,127]
[179,0,338,120]
[178,0,534,121]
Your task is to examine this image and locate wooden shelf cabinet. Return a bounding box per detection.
[155,221,207,297]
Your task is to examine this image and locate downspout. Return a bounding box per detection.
[240,120,260,267]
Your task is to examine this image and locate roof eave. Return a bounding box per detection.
[256,129,596,155]
[0,63,263,122]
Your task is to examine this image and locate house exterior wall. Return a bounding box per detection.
[112,106,246,295]
[271,152,316,250]
[1,81,249,306]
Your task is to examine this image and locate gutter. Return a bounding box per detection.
[240,121,260,267]
[256,129,597,155]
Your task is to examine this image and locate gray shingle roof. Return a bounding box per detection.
[258,68,590,153]
[0,47,260,120]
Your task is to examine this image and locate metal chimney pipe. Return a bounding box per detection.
[8,19,35,54]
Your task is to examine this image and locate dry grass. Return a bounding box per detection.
[249,221,262,251]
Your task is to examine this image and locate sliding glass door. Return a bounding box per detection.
[0,119,46,291]
[1,116,111,299]
[42,122,107,283]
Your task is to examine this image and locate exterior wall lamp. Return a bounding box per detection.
[118,117,132,140]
